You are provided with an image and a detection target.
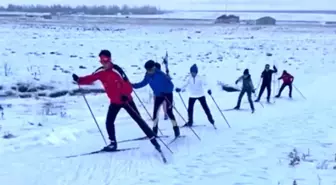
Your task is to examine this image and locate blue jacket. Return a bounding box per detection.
[132,69,174,96]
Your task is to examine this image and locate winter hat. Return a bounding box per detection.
[243,69,249,75]
[154,62,161,70]
[99,50,111,58]
[144,60,156,70]
[283,70,287,74]
[190,64,198,73]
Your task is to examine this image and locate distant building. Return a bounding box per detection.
[256,16,276,25]
[215,14,239,24]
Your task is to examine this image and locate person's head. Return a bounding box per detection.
[243,68,249,76]
[283,70,287,74]
[265,64,270,71]
[144,60,156,74]
[190,64,198,77]
[99,50,112,69]
[154,62,161,70]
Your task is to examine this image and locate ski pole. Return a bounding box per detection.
[133,91,164,136]
[164,97,201,140]
[293,85,306,100]
[125,102,173,154]
[177,92,188,111]
[78,84,107,145]
[207,92,231,128]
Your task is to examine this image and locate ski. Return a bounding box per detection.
[64,147,139,158]
[179,124,206,128]
[168,135,186,145]
[222,108,249,111]
[118,135,169,143]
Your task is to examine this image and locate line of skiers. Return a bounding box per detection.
[72,49,295,152]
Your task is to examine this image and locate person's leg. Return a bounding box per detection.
[247,90,255,112]
[124,100,161,151]
[103,103,122,151]
[186,97,197,126]
[288,83,293,98]
[198,96,214,124]
[275,83,286,97]
[255,83,266,101]
[162,100,168,120]
[164,93,180,137]
[152,96,165,136]
[235,90,245,109]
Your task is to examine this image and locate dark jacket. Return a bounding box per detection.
[278,72,294,84]
[236,74,255,92]
[132,68,174,96]
[261,66,277,84]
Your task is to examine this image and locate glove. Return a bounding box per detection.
[207,89,212,95]
[235,80,238,84]
[121,95,129,102]
[72,74,79,82]
[175,88,181,93]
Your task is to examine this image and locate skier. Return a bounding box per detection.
[255,64,278,102]
[72,50,161,152]
[175,64,215,127]
[154,62,168,120]
[275,70,294,98]
[132,60,180,138]
[234,69,255,113]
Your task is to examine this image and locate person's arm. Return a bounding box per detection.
[235,76,243,84]
[272,65,278,73]
[132,74,149,89]
[77,72,101,85]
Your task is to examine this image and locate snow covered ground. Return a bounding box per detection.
[1,21,336,185]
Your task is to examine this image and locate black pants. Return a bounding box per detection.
[106,100,155,142]
[277,83,292,97]
[153,93,176,126]
[188,96,214,123]
[236,90,254,110]
[257,82,271,100]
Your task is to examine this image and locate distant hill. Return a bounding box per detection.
[180,10,336,14]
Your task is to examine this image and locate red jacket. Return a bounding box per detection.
[278,73,294,84]
[77,67,133,105]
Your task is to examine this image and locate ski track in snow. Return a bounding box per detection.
[1,21,336,185]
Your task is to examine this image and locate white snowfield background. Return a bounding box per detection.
[0,14,336,185]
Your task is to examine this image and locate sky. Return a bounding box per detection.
[0,0,334,10]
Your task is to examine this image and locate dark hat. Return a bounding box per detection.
[99,50,111,58]
[243,68,249,75]
[144,60,156,70]
[190,64,198,73]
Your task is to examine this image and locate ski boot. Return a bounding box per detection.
[102,141,117,151]
[275,95,280,98]
[173,126,180,137]
[182,122,193,127]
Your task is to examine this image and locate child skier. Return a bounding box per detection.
[255,64,278,102]
[72,50,161,152]
[132,60,180,138]
[175,64,215,127]
[275,70,294,98]
[154,62,168,120]
[234,69,255,113]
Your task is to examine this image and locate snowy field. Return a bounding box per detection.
[1,21,336,185]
